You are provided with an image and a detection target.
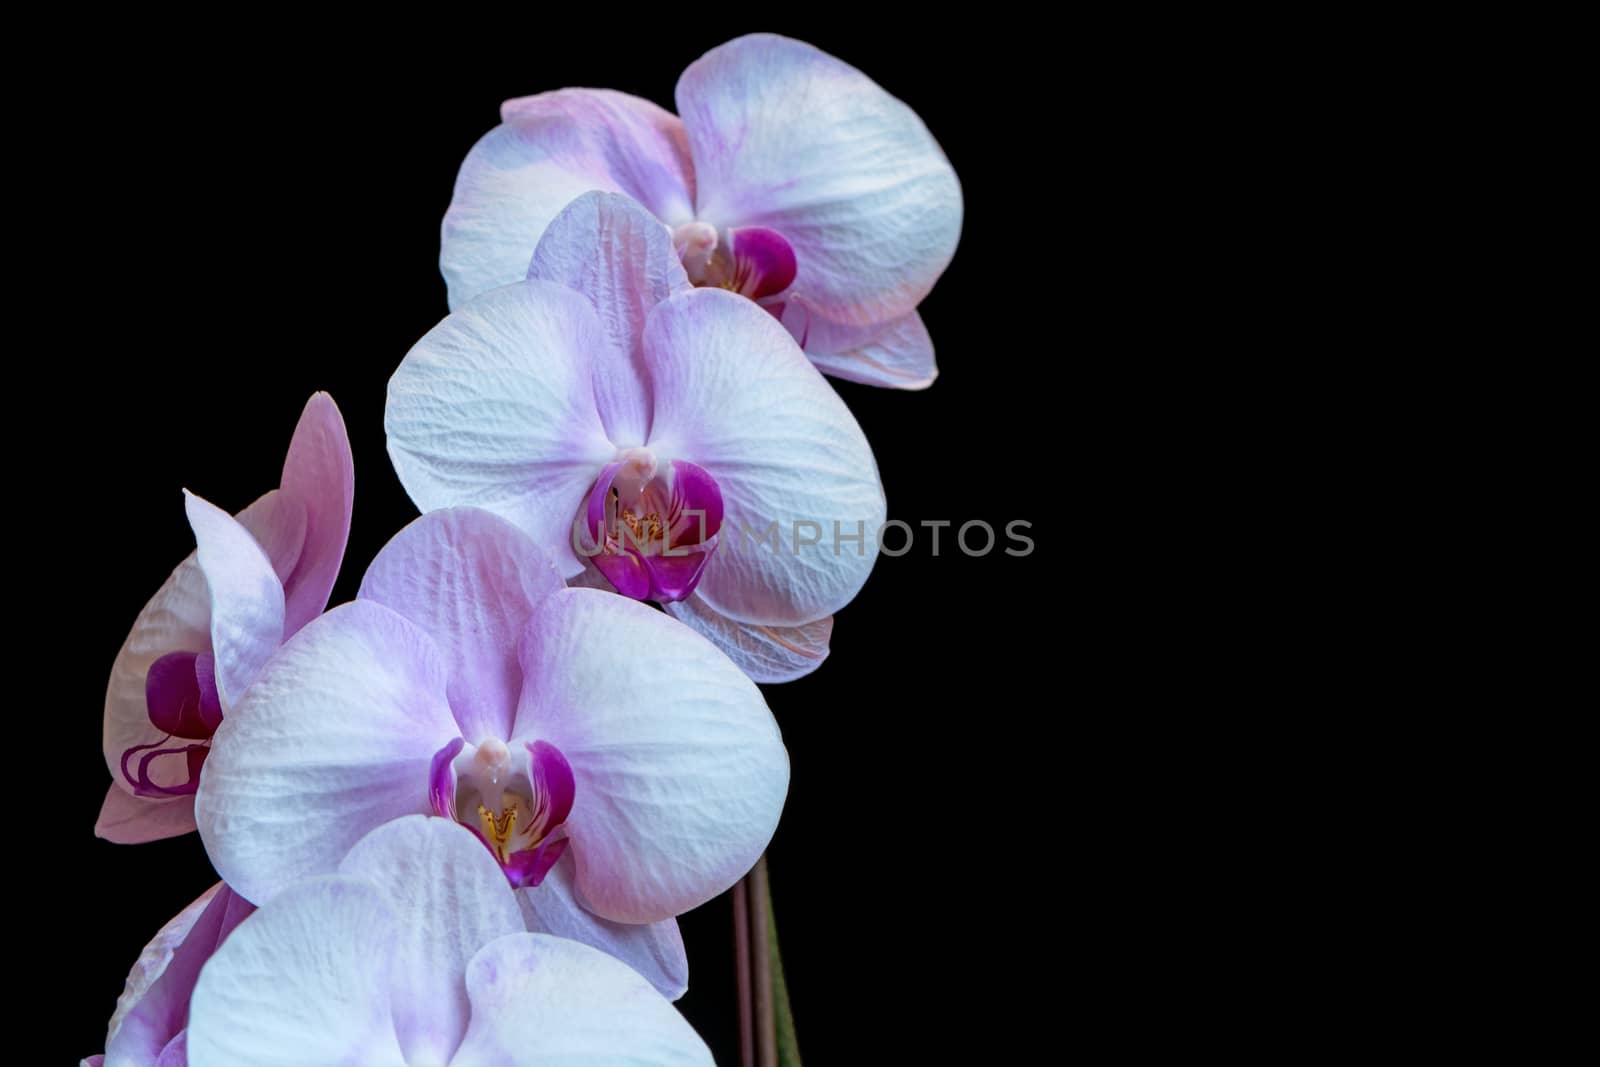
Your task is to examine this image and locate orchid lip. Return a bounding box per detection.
[578,457,725,604]
[145,650,223,739]
[724,227,798,302]
[431,737,575,889]
[119,649,224,796]
[674,221,798,307]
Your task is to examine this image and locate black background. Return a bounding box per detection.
[43,22,1081,1065]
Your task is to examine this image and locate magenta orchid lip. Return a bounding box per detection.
[429,736,575,890]
[118,649,221,798]
[577,452,725,603]
[674,222,799,312]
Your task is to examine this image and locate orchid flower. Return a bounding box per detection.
[441,32,962,389]
[194,507,787,997]
[98,393,353,844]
[184,817,712,1066]
[391,192,885,682]
[83,882,253,1067]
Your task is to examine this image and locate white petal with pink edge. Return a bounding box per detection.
[386,281,618,578]
[195,602,460,904]
[442,89,696,309]
[645,289,885,626]
[786,303,938,390]
[185,491,284,711]
[517,853,689,1000]
[663,594,833,684]
[513,588,787,924]
[337,817,525,1065]
[185,877,409,1067]
[527,191,691,446]
[358,508,565,744]
[451,934,712,1066]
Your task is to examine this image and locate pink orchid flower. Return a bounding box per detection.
[193,507,787,998]
[97,393,353,845]
[442,33,962,389]
[83,881,253,1067]
[391,192,885,683]
[185,818,712,1066]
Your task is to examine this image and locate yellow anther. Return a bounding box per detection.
[476,800,520,862]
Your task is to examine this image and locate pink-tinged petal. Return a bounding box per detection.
[358,509,566,743]
[185,878,410,1067]
[783,303,938,390]
[386,281,617,579]
[185,492,285,711]
[450,935,712,1067]
[676,34,961,328]
[513,589,787,923]
[156,1034,187,1067]
[277,393,355,634]
[195,602,460,905]
[81,1058,104,1066]
[105,883,252,1065]
[192,653,223,732]
[338,818,525,1066]
[95,786,196,844]
[662,595,832,684]
[517,854,689,1000]
[102,883,218,1052]
[442,89,696,309]
[527,192,690,446]
[644,289,886,626]
[234,488,309,591]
